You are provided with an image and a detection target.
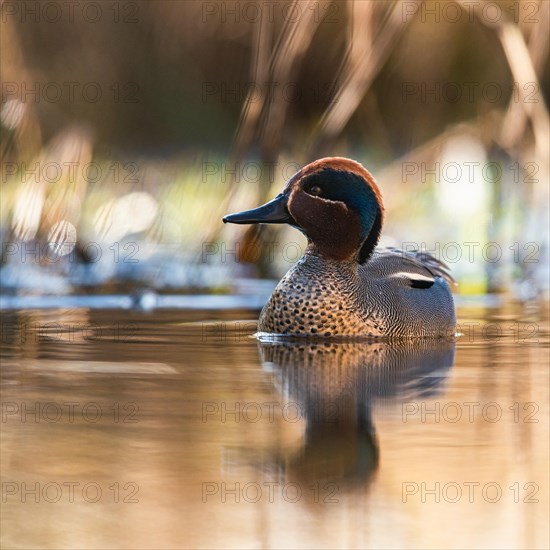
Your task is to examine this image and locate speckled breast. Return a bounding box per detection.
[257,265,385,337]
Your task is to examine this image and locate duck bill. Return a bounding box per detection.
[223,193,292,225]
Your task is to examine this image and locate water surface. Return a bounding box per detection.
[1,302,548,549]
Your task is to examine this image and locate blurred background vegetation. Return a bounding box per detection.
[1,0,548,299]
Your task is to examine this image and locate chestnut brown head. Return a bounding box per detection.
[223,157,384,263]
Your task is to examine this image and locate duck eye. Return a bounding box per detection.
[308,185,323,197]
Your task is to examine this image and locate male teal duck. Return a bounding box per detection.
[223,157,456,338]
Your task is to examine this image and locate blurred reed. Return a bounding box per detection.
[0,0,548,297]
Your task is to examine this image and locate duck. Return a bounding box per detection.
[223,157,456,338]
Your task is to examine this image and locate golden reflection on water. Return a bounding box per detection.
[1,305,548,549]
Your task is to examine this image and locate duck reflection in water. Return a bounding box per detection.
[257,338,456,490]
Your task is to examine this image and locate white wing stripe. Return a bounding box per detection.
[391,271,435,283]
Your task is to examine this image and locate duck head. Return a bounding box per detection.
[223,157,385,264]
